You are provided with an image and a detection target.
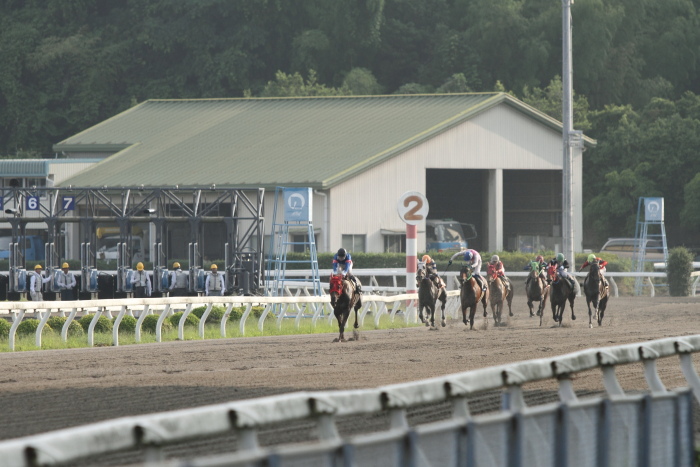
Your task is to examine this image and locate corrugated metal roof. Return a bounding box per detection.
[54,93,593,188]
[0,160,49,177]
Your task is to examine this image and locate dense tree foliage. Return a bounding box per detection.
[1,0,699,246]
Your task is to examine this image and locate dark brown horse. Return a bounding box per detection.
[417,268,447,328]
[547,264,576,326]
[583,261,609,328]
[487,272,512,326]
[329,274,361,341]
[459,266,489,329]
[525,262,549,325]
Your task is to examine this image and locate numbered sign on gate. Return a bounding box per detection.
[26,196,40,211]
[397,191,429,225]
[62,196,75,211]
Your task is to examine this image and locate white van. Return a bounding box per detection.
[97,236,145,263]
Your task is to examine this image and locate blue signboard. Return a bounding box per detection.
[283,188,312,222]
[26,196,40,210]
[644,197,664,222]
[62,196,75,211]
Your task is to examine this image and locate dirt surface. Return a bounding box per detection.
[1,294,699,465]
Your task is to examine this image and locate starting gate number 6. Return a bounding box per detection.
[397,191,429,225]
[26,196,39,210]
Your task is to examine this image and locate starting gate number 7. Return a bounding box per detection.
[62,196,75,211]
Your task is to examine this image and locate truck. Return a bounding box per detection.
[96,226,146,264]
[425,219,477,252]
[0,235,45,261]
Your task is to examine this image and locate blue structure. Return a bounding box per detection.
[265,187,322,297]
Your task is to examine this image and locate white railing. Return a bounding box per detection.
[0,292,462,352]
[0,335,697,467]
[2,267,697,352]
[283,268,680,298]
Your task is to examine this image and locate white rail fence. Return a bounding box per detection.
[0,292,463,352]
[284,268,700,298]
[0,335,697,467]
[2,268,698,352]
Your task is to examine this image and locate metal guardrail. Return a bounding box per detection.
[0,335,697,466]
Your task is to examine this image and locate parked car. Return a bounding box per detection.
[599,238,665,260]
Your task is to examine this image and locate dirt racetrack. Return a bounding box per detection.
[1,294,699,465]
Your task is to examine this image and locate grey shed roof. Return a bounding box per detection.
[55,93,593,188]
[0,160,49,177]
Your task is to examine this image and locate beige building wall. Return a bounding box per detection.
[328,104,581,253]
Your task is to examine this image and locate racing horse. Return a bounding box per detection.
[416,268,447,328]
[487,271,513,326]
[583,261,609,328]
[329,274,362,342]
[547,264,576,326]
[459,266,489,329]
[525,262,549,325]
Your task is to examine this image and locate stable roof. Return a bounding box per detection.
[55,93,593,188]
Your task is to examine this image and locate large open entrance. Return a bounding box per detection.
[426,169,486,251]
[503,169,562,253]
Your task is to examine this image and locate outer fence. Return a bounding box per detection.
[0,335,697,467]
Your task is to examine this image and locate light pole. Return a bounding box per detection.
[562,0,575,267]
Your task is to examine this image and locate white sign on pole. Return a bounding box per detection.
[397,191,429,225]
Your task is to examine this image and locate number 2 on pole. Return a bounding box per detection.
[403,196,424,221]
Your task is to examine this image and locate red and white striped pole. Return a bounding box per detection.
[397,191,429,296]
[406,224,417,294]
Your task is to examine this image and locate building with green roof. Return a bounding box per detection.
[51,93,594,254]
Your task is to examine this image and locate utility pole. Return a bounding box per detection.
[562,0,575,267]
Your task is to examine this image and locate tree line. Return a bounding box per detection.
[1,0,699,248]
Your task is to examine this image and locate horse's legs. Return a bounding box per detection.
[439,290,447,327]
[569,295,576,321]
[335,309,346,341]
[469,305,477,330]
[353,300,361,329]
[598,296,608,326]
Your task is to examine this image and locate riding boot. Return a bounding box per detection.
[567,277,576,292]
[478,276,486,292]
[351,276,362,294]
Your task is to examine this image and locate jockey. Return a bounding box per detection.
[524,254,548,288]
[333,248,362,294]
[448,249,487,292]
[549,252,576,291]
[579,253,609,289]
[487,255,511,293]
[418,254,446,290]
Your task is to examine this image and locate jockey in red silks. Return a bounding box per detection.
[579,253,609,289]
[448,249,487,292]
[418,254,446,290]
[487,254,512,294]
